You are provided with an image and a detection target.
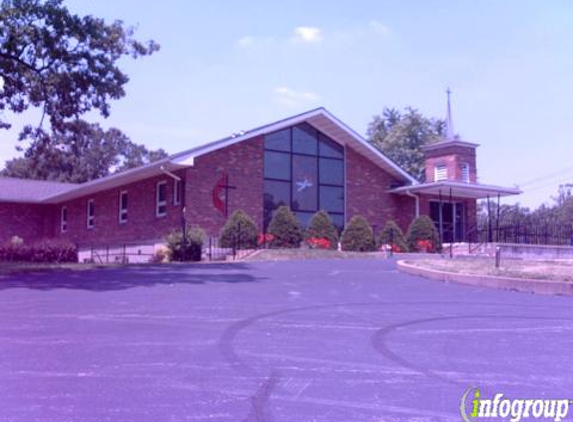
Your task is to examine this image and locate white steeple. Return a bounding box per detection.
[446,87,455,141]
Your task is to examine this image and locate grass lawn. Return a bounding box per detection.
[408,257,573,282]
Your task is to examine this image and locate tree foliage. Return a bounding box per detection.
[1,119,167,183]
[305,210,339,250]
[165,227,205,262]
[406,216,441,253]
[377,220,408,252]
[0,0,159,140]
[477,185,573,244]
[340,215,376,252]
[267,206,303,248]
[367,107,445,181]
[220,210,258,249]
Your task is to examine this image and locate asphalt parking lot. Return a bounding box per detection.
[0,258,572,422]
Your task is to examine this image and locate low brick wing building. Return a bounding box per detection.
[0,108,520,260]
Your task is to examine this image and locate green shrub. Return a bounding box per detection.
[377,220,408,253]
[149,248,167,264]
[267,206,303,248]
[165,226,205,261]
[305,210,339,250]
[30,239,78,262]
[219,210,258,249]
[340,215,375,252]
[406,215,441,253]
[0,237,77,263]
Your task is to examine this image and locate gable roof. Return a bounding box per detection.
[1,108,417,204]
[171,107,417,183]
[0,177,78,203]
[422,139,480,151]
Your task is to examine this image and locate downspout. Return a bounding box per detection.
[160,165,182,182]
[160,166,186,253]
[404,190,420,218]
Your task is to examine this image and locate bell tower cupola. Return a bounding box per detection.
[423,88,479,183]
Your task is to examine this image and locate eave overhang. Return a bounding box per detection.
[390,180,522,199]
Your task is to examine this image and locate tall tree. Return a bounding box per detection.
[0,0,159,141]
[1,120,168,183]
[367,107,445,181]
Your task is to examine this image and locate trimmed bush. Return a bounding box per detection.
[267,206,303,248]
[0,236,27,262]
[149,248,168,264]
[340,215,376,252]
[30,239,78,262]
[377,220,408,253]
[0,237,77,263]
[219,210,258,249]
[165,226,205,261]
[406,215,441,253]
[305,210,339,250]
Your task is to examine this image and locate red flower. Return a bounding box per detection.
[306,237,331,250]
[416,239,434,252]
[257,233,275,245]
[391,244,402,253]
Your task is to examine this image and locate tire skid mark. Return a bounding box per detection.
[242,370,280,422]
[371,314,573,385]
[218,300,548,372]
[218,302,567,422]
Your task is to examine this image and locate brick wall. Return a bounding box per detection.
[425,145,477,182]
[1,134,480,247]
[0,202,55,244]
[184,136,264,235]
[346,147,416,234]
[53,171,186,247]
[0,136,265,246]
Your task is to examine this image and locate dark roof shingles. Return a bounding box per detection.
[0,177,78,203]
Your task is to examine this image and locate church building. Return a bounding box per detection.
[0,105,520,258]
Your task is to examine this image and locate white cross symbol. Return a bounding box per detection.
[296,179,313,192]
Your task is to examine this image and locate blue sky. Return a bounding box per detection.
[1,0,572,208]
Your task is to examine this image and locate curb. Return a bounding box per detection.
[396,260,573,297]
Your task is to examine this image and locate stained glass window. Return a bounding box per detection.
[318,133,343,158]
[319,158,344,185]
[264,151,290,180]
[319,186,344,213]
[292,155,317,211]
[292,123,318,155]
[264,128,291,152]
[264,124,345,230]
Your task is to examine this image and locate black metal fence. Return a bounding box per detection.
[204,236,264,261]
[470,221,573,246]
[81,235,263,264]
[80,241,156,264]
[204,224,272,261]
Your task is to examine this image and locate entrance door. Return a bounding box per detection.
[430,202,466,243]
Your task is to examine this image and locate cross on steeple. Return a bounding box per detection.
[446,87,455,141]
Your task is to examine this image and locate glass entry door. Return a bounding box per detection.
[430,202,466,243]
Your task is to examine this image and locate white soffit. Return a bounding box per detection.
[391,181,522,199]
